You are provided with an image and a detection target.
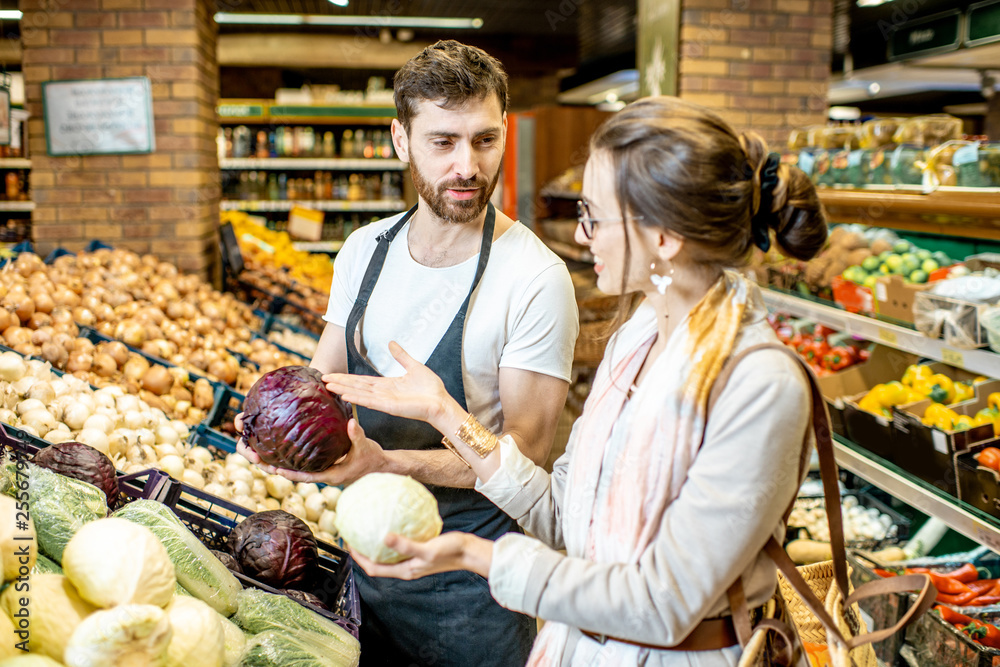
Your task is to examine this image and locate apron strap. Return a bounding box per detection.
[344,205,417,364]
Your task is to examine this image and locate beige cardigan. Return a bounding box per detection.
[476,322,812,665]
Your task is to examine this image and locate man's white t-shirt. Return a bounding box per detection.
[325,212,579,436]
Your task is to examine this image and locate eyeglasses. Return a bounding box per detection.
[576,199,643,239]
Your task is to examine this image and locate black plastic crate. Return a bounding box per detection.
[257,312,318,362]
[787,488,910,551]
[0,422,361,638]
[957,442,1000,519]
[198,385,245,450]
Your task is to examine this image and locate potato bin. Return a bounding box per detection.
[817,345,917,442]
[892,379,1000,498]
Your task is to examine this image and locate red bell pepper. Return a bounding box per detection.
[873,568,897,578]
[965,579,995,597]
[965,621,1000,650]
[938,590,980,606]
[823,346,854,371]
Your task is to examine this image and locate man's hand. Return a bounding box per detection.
[350,531,494,580]
[323,341,459,427]
[235,417,389,486]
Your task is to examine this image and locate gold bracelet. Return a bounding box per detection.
[454,413,499,458]
[440,436,473,469]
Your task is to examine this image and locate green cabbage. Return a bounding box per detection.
[114,500,241,617]
[31,553,62,575]
[218,614,247,667]
[241,630,357,667]
[2,463,107,562]
[233,589,358,666]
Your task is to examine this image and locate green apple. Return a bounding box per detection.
[862,256,881,272]
[916,249,932,261]
[842,265,867,284]
[909,269,929,284]
[885,255,904,274]
[921,259,940,273]
[900,253,920,275]
[879,251,894,262]
[863,274,879,288]
[893,241,911,254]
[932,251,950,266]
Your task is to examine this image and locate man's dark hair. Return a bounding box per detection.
[393,40,509,131]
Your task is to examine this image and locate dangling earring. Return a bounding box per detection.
[649,261,674,295]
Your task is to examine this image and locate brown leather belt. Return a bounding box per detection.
[582,616,738,652]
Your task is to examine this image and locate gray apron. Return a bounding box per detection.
[345,203,536,666]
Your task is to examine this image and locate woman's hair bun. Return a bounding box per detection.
[740,131,827,261]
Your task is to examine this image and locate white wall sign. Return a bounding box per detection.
[42,77,155,156]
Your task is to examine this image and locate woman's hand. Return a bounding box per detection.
[351,532,494,580]
[235,417,389,486]
[323,341,460,428]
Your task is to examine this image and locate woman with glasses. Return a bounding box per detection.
[324,96,827,666]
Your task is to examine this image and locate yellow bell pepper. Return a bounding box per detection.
[904,389,926,403]
[974,376,990,385]
[954,382,975,403]
[927,374,956,404]
[902,364,934,387]
[989,393,1000,412]
[858,394,889,418]
[953,415,974,431]
[922,402,957,428]
[973,412,995,427]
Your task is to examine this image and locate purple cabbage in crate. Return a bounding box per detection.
[211,549,242,574]
[228,509,318,589]
[241,366,352,472]
[33,441,118,503]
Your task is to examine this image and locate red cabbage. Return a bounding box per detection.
[281,588,329,611]
[228,509,318,589]
[33,441,119,503]
[242,366,352,472]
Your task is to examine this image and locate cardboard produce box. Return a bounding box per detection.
[820,345,918,461]
[956,441,1000,519]
[892,378,1000,497]
[873,275,931,324]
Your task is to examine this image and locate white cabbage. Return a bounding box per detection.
[63,604,172,667]
[219,613,248,667]
[0,573,97,661]
[165,597,224,667]
[62,518,176,609]
[334,473,442,564]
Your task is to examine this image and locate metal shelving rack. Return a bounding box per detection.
[761,289,1000,377]
[835,438,1000,552]
[220,199,406,213]
[220,157,406,171]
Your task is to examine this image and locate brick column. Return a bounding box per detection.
[676,0,833,147]
[20,0,219,277]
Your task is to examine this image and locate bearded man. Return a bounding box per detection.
[239,40,578,666]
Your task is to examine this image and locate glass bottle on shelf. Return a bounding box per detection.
[217,128,226,160]
[341,130,355,158]
[380,131,394,158]
[364,131,376,159]
[323,131,336,158]
[304,178,315,200]
[299,127,316,157]
[278,173,288,200]
[232,125,251,158]
[347,174,363,201]
[381,171,394,200]
[247,171,259,200]
[238,172,249,200]
[282,127,294,157]
[5,172,18,201]
[268,130,277,157]
[313,171,325,199]
[255,131,269,158]
[267,174,279,201]
[356,130,368,159]
[323,172,334,199]
[223,128,233,158]
[287,177,297,201]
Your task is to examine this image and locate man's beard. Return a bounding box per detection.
[409,156,501,224]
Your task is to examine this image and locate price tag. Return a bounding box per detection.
[878,328,898,346]
[974,525,1000,554]
[931,429,948,455]
[941,348,965,367]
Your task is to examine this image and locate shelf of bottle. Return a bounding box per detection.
[0,201,34,212]
[0,159,31,169]
[219,158,406,171]
[834,436,1000,552]
[761,288,1000,378]
[292,241,344,254]
[220,199,406,213]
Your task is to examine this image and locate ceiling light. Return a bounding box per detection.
[0,10,22,20]
[214,13,483,30]
[328,0,349,6]
[856,0,892,6]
